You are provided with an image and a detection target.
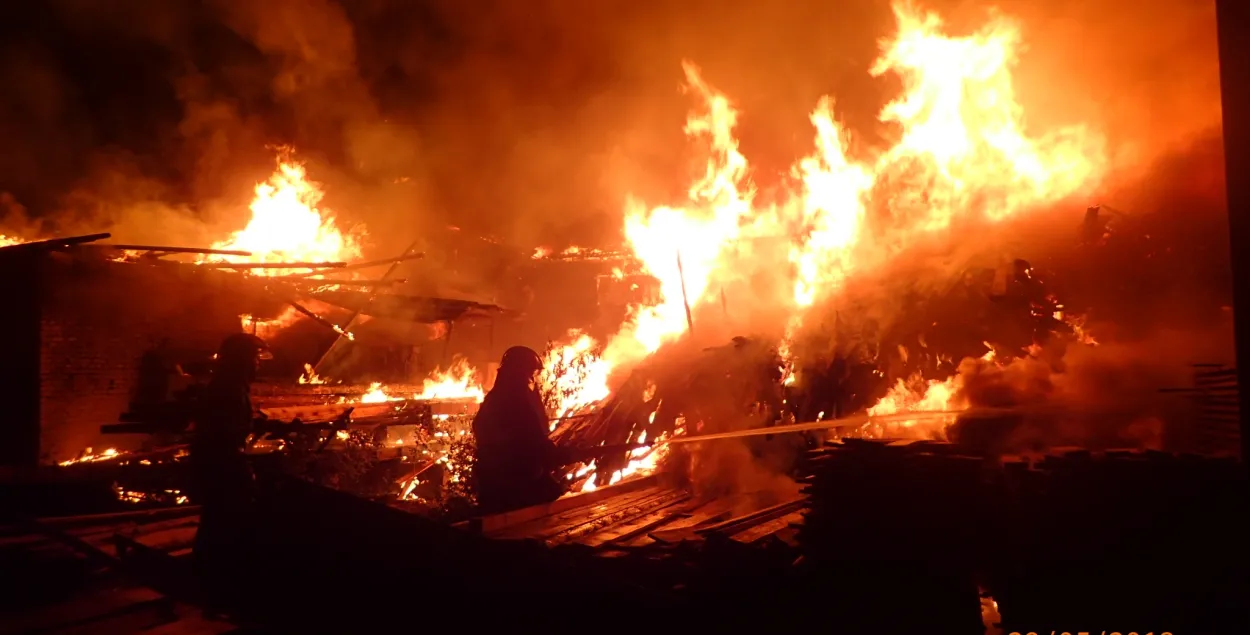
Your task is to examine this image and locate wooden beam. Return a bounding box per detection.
[282,252,425,278]
[98,244,253,256]
[284,298,355,339]
[477,474,658,534]
[310,242,423,375]
[286,278,407,288]
[258,402,397,423]
[201,261,346,269]
[0,232,111,252]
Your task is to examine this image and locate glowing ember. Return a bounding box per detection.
[114,485,190,506]
[59,447,120,466]
[298,363,327,385]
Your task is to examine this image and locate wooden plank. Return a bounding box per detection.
[280,253,425,278]
[730,511,807,544]
[489,485,668,540]
[139,608,237,635]
[123,525,198,553]
[646,503,738,544]
[98,245,252,257]
[694,497,808,535]
[546,490,691,545]
[590,501,696,547]
[0,233,110,253]
[258,402,397,422]
[198,261,345,269]
[0,586,164,634]
[46,600,174,635]
[35,507,200,530]
[478,474,657,534]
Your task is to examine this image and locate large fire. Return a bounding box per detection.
[210,161,364,273]
[538,0,1105,472]
[46,2,1109,504]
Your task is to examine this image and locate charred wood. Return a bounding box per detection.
[0,233,110,253]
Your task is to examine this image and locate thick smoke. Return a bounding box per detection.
[0,1,1221,252]
[0,0,1231,403]
[951,322,1234,453]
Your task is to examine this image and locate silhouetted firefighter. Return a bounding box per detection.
[189,333,270,609]
[472,346,567,514]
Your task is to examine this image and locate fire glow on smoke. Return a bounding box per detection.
[46,2,1108,497]
[538,1,1105,435]
[221,1,1106,492]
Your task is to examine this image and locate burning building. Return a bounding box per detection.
[0,241,281,466]
[1,0,1245,629]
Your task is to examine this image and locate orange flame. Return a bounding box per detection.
[59,447,120,466]
[359,382,395,403]
[415,358,485,402]
[542,2,1103,449]
[211,160,364,274]
[541,331,612,420]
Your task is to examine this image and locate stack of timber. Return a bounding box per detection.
[472,473,812,622]
[797,439,1250,633]
[798,439,987,634]
[991,448,1247,633]
[0,506,240,634]
[476,474,803,551]
[1190,364,1240,455]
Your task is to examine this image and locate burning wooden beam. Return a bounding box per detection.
[201,261,347,269]
[310,241,425,375]
[284,299,355,340]
[286,278,407,288]
[281,252,424,278]
[96,244,254,257]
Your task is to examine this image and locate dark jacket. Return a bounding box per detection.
[471,381,564,513]
[192,377,255,457]
[189,376,256,509]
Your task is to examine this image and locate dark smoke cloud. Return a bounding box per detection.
[0,0,1225,306]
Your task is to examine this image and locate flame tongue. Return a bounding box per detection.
[416,358,485,402]
[537,0,1105,456]
[211,160,363,275]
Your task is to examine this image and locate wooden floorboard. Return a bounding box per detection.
[0,585,164,635]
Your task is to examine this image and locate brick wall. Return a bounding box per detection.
[35,253,262,465]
